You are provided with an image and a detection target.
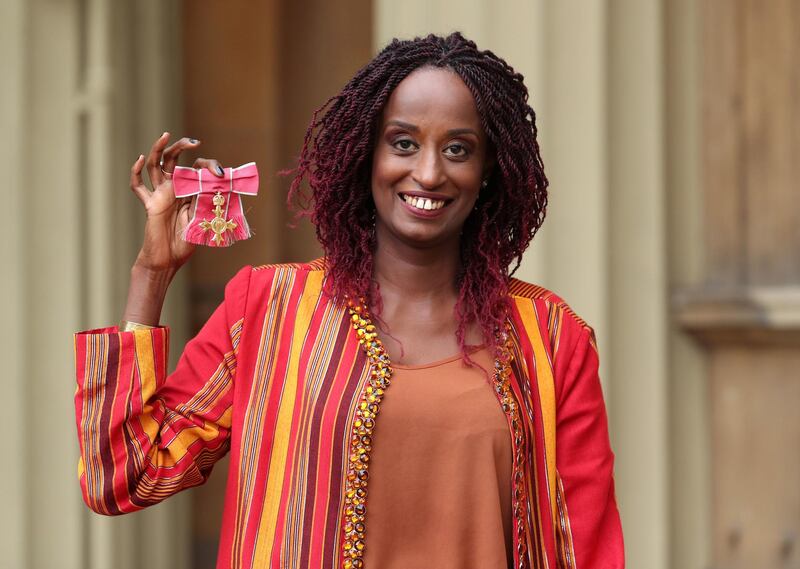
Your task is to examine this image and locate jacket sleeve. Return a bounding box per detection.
[74,266,251,515]
[552,318,625,568]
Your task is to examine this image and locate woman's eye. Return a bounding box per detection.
[444,143,469,158]
[393,139,416,151]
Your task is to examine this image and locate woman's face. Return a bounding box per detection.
[371,66,491,250]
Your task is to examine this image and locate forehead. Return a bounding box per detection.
[380,67,482,130]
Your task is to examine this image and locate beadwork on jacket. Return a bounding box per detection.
[74,261,624,568]
[341,299,531,569]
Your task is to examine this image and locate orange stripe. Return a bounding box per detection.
[515,298,558,531]
[253,269,324,565]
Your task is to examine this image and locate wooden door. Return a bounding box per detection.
[677,1,800,567]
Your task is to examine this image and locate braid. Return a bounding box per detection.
[288,32,548,359]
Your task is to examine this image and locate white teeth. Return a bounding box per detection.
[401,194,446,211]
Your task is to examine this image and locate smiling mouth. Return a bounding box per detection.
[399,193,451,212]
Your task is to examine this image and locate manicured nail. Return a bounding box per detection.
[189,138,199,144]
[216,165,224,175]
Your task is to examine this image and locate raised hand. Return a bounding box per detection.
[130,132,224,272]
[122,132,225,326]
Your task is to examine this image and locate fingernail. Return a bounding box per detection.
[189,138,199,144]
[161,131,169,138]
[216,165,224,175]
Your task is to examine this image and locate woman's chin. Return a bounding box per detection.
[382,222,460,251]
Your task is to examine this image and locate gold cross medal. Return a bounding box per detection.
[200,192,238,246]
[172,162,260,247]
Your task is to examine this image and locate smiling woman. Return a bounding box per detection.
[74,32,624,569]
[289,35,552,366]
[372,68,487,251]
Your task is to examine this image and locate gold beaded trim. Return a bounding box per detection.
[493,328,529,568]
[340,303,528,569]
[341,299,391,569]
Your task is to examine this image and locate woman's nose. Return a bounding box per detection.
[411,147,445,189]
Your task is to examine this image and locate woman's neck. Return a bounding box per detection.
[371,227,461,309]
[369,223,484,361]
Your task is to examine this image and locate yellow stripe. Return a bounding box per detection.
[253,270,323,565]
[133,329,158,398]
[139,405,233,469]
[133,329,164,464]
[515,298,558,529]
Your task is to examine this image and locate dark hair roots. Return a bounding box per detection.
[288,31,549,359]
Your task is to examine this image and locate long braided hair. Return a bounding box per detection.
[288,32,548,358]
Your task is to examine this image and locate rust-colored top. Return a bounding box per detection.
[363,347,514,568]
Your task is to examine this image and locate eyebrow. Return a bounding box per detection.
[384,119,479,138]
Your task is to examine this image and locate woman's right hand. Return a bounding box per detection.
[130,132,225,273]
[122,132,225,326]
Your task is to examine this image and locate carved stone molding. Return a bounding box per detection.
[674,286,800,345]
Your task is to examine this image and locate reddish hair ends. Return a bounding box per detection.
[288,32,549,359]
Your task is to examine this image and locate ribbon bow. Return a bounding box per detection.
[173,162,259,247]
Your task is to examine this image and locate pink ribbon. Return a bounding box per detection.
[172,162,259,247]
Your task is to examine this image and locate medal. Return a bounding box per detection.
[172,162,259,247]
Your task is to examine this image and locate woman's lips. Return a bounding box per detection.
[398,192,452,217]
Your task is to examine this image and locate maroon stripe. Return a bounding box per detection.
[298,311,351,567]
[98,333,122,515]
[322,343,366,564]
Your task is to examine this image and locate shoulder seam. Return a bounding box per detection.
[551,300,591,331]
[509,281,592,332]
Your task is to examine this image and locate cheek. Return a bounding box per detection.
[372,161,408,197]
[445,163,482,200]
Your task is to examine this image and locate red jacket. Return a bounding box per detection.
[75,260,624,568]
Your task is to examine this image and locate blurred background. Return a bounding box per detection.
[2,0,798,568]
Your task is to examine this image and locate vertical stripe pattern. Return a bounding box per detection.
[74,264,621,568]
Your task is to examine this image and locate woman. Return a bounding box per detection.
[75,33,623,568]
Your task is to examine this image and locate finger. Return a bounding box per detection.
[161,137,201,175]
[130,154,151,205]
[145,131,170,187]
[192,157,226,177]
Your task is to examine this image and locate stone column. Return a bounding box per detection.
[0,0,189,567]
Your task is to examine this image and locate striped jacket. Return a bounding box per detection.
[74,260,624,568]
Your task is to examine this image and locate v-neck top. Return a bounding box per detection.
[363,347,514,568]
